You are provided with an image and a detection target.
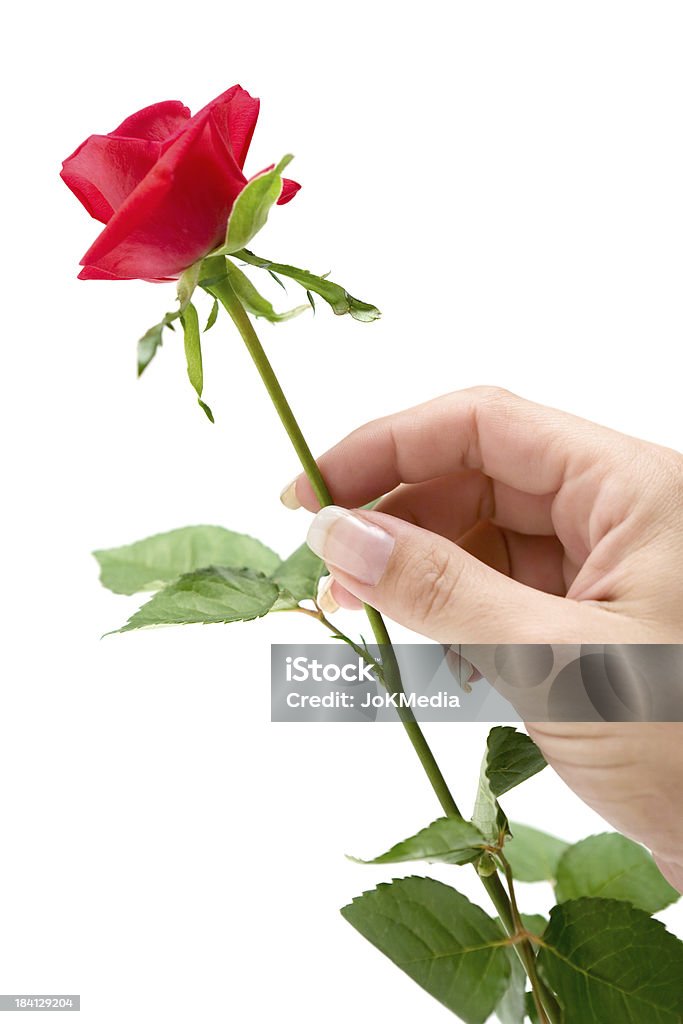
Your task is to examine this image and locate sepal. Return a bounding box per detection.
[237,247,381,321]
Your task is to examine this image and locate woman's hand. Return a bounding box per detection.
[284,386,683,644]
[282,386,683,889]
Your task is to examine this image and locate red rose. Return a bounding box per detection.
[61,85,300,282]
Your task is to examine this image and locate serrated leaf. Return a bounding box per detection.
[521,914,548,943]
[554,833,679,914]
[472,729,547,845]
[270,542,328,608]
[181,301,213,420]
[204,298,219,332]
[496,946,527,1024]
[486,727,547,797]
[472,752,509,844]
[525,991,540,1023]
[504,824,570,883]
[225,260,308,323]
[538,898,683,1023]
[94,525,281,595]
[350,817,488,866]
[218,155,293,255]
[236,248,381,322]
[341,876,511,1024]
[117,567,279,632]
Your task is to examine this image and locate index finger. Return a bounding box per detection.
[292,386,632,511]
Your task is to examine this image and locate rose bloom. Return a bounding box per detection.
[61,85,300,282]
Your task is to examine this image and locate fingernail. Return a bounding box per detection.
[280,478,301,510]
[317,575,339,614]
[306,506,394,586]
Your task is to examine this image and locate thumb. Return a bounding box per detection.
[306,506,581,643]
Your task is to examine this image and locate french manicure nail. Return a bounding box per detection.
[317,575,339,614]
[306,506,394,586]
[279,478,301,510]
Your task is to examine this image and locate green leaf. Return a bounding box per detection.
[270,542,327,608]
[486,727,547,797]
[471,730,545,845]
[495,947,526,1024]
[236,248,381,322]
[472,752,509,844]
[220,155,293,255]
[225,261,309,322]
[349,817,488,866]
[538,898,683,1023]
[117,567,279,632]
[341,876,511,1024]
[521,914,548,943]
[554,833,679,914]
[204,298,219,332]
[504,824,570,883]
[94,525,281,595]
[524,991,540,1023]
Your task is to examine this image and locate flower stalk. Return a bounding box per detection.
[206,264,561,1024]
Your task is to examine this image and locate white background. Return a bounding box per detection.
[2,1,683,1021]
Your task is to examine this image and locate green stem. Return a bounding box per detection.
[364,605,462,818]
[206,267,330,508]
[500,858,562,1024]
[474,867,556,1014]
[206,265,560,1023]
[206,264,462,819]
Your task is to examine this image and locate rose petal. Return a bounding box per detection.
[278,177,301,205]
[69,85,293,280]
[198,85,260,170]
[77,265,125,281]
[111,100,191,142]
[77,265,173,283]
[249,165,302,206]
[79,104,247,280]
[61,135,162,224]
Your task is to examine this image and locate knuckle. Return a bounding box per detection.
[465,384,515,404]
[397,544,461,625]
[654,444,683,485]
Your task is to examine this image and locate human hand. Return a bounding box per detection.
[524,721,683,892]
[283,386,683,644]
[447,647,683,892]
[282,387,683,889]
